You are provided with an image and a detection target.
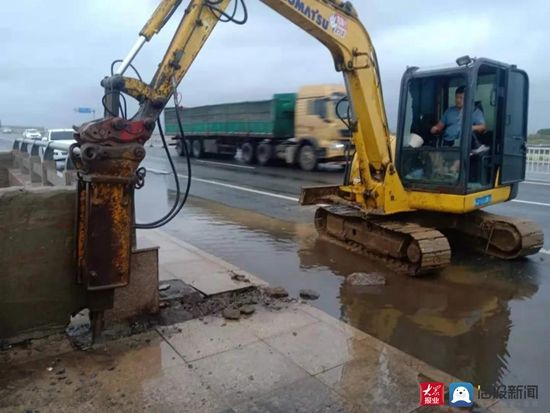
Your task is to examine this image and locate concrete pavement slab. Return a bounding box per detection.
[160,247,206,265]
[0,331,205,412]
[238,306,318,339]
[231,375,357,413]
[134,364,229,413]
[299,304,369,340]
[138,229,267,295]
[161,315,259,362]
[265,321,369,375]
[315,343,421,413]
[191,340,310,406]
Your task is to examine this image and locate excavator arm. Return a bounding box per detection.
[103,0,233,120]
[72,0,431,330]
[74,0,404,297]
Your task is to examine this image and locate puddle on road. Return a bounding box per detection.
[136,175,549,409]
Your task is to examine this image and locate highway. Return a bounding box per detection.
[143,146,550,251]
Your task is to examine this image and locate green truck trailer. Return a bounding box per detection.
[165,84,350,171]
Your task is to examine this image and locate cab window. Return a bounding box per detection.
[308,99,327,119]
[399,75,466,188]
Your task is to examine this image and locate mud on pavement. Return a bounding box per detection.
[1,283,302,361]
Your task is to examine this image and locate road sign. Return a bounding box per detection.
[74,107,93,114]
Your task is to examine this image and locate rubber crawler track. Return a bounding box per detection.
[315,205,451,276]
[461,210,544,259]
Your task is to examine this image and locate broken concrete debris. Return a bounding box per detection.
[346,272,386,286]
[222,308,241,320]
[158,283,171,291]
[239,305,255,315]
[265,286,289,298]
[230,271,250,283]
[299,289,320,300]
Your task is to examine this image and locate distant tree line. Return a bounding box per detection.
[528,128,550,145]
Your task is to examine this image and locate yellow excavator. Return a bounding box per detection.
[73,0,543,298]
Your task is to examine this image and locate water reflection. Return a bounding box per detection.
[298,235,540,386]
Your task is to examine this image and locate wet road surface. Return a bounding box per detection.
[142,146,550,246]
[137,148,550,412]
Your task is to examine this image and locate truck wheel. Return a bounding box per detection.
[241,142,256,164]
[175,137,187,156]
[298,144,318,171]
[192,139,205,158]
[256,142,273,166]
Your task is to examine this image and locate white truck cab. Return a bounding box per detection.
[42,129,75,160]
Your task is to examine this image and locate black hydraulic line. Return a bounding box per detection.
[206,0,248,25]
[101,58,191,229]
[336,95,351,129]
[101,59,143,119]
[106,0,250,228]
[161,103,193,220]
[110,59,144,81]
[134,115,192,229]
[336,95,353,185]
[101,91,128,119]
[135,0,251,228]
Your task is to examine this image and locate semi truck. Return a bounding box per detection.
[165,84,351,171]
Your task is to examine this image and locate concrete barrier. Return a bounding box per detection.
[9,139,78,187]
[0,187,85,343]
[0,147,160,344]
[0,152,13,188]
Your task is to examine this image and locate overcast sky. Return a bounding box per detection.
[1,0,548,132]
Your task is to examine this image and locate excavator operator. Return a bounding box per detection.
[431,86,489,155]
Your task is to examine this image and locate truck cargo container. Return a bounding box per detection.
[165,85,351,171]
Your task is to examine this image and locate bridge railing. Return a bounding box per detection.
[11,138,79,186]
[526,146,550,180]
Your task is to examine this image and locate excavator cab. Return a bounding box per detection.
[396,57,529,198]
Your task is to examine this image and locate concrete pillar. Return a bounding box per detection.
[12,151,23,170]
[41,160,56,186]
[19,152,30,174]
[0,152,13,188]
[29,156,42,184]
[64,171,77,186]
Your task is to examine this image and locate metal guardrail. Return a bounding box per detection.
[10,138,79,186]
[527,146,550,176]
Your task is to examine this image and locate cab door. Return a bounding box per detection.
[500,69,529,184]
